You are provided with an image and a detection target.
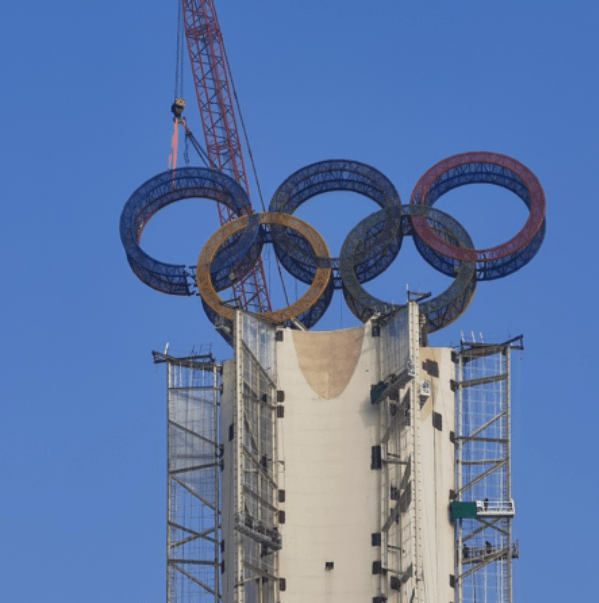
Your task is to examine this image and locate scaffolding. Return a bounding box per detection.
[153,351,223,603]
[231,311,280,603]
[373,303,423,603]
[454,337,522,603]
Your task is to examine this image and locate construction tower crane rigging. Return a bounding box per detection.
[172,0,272,314]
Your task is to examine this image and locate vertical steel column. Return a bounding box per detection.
[374,303,420,602]
[456,352,464,603]
[231,312,279,603]
[155,351,223,603]
[454,337,521,603]
[409,303,424,603]
[505,346,512,603]
[234,315,244,603]
[167,361,173,603]
[213,361,221,603]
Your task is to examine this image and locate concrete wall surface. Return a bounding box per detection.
[419,347,456,603]
[276,325,381,602]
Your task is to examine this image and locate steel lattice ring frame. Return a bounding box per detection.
[340,206,477,332]
[197,213,333,329]
[120,167,256,295]
[410,152,546,280]
[269,160,403,288]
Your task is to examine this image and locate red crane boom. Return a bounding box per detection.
[181,0,271,313]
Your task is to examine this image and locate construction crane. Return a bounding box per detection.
[174,0,272,314]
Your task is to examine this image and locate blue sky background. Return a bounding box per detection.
[1,1,597,601]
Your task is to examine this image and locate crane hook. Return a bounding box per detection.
[171,98,186,121]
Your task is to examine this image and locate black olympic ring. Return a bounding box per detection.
[340,206,476,332]
[120,153,546,340]
[269,160,402,288]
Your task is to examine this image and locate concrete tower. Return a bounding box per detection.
[127,154,540,603]
[219,304,455,603]
[156,303,519,603]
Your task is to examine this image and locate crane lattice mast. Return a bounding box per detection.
[181,0,271,313]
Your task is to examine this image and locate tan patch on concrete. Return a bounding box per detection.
[420,396,434,421]
[292,327,364,399]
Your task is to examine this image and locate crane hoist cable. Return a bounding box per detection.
[173,99,291,307]
[169,1,289,307]
[174,0,184,101]
[168,103,216,174]
[221,43,290,305]
[175,100,291,307]
[182,121,215,169]
[222,43,266,214]
[168,3,186,174]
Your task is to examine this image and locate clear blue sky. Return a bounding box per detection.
[1,1,597,601]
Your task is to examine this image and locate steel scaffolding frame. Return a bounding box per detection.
[455,337,522,603]
[374,303,423,603]
[232,312,279,603]
[153,351,223,603]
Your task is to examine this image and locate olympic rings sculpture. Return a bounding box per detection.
[120,153,545,340]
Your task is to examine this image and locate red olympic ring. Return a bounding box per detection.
[410,152,545,262]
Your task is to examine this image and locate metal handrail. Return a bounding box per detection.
[475,499,515,516]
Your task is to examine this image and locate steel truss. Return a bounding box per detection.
[373,303,424,603]
[455,337,522,603]
[232,312,279,603]
[153,351,223,603]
